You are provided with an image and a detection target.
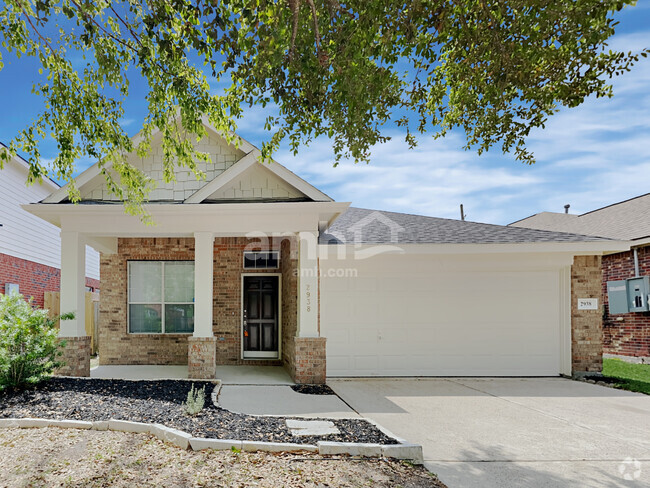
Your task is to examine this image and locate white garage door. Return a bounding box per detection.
[320,252,562,377]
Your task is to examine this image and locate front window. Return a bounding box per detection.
[243,251,279,269]
[128,261,194,334]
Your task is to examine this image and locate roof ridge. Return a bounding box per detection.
[579,192,650,217]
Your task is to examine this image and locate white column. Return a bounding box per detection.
[59,231,86,337]
[193,232,214,338]
[297,231,319,338]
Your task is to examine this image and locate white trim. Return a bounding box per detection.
[261,160,332,202]
[184,150,260,204]
[318,241,631,256]
[559,265,572,376]
[240,273,282,360]
[184,149,332,204]
[24,201,350,236]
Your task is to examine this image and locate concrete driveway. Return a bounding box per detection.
[329,378,650,488]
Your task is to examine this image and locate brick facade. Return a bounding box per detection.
[98,238,195,365]
[571,255,603,374]
[0,253,100,308]
[56,336,91,377]
[291,337,327,384]
[98,237,301,371]
[602,247,650,359]
[188,337,217,379]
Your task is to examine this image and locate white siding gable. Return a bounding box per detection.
[80,131,246,202]
[0,158,100,279]
[206,163,307,201]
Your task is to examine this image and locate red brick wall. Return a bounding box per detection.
[602,247,650,358]
[99,237,298,367]
[99,238,195,365]
[0,252,99,308]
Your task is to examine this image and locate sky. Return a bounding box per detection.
[1,4,649,226]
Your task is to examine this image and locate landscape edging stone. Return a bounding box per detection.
[0,417,423,462]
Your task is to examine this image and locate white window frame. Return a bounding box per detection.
[242,251,280,270]
[127,260,195,335]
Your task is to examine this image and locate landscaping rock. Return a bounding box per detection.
[0,378,397,445]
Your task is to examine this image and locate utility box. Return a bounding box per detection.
[607,280,629,314]
[627,276,650,312]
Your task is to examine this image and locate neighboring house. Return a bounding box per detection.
[0,145,100,308]
[24,119,628,382]
[511,195,650,362]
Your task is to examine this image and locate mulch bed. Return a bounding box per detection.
[0,377,398,445]
[291,384,336,395]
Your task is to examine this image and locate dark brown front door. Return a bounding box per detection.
[243,276,279,358]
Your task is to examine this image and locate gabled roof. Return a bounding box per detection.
[184,149,331,203]
[42,117,331,204]
[320,207,611,245]
[511,193,650,241]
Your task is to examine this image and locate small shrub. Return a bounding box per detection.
[0,293,73,391]
[184,383,206,415]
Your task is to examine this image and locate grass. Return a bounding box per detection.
[602,358,650,395]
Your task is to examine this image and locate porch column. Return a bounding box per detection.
[57,231,90,377]
[297,231,319,338]
[188,231,216,379]
[193,232,214,338]
[292,231,326,384]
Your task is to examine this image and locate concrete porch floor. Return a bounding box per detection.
[89,364,293,384]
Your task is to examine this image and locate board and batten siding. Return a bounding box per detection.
[0,157,99,279]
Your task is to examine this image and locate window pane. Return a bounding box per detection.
[165,304,194,333]
[266,252,278,268]
[254,253,265,269]
[244,253,256,269]
[129,304,162,333]
[129,262,162,302]
[164,262,194,303]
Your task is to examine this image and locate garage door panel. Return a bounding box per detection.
[321,254,562,377]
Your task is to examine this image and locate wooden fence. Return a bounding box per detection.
[44,291,100,355]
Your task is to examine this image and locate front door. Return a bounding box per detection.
[243,275,279,359]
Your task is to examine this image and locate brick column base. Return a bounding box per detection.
[55,336,91,377]
[572,255,604,375]
[292,337,327,385]
[188,337,217,379]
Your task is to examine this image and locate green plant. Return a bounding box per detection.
[0,293,73,391]
[184,384,206,416]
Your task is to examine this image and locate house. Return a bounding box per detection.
[24,119,629,382]
[0,145,100,307]
[511,195,650,362]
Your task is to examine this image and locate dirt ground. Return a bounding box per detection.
[0,428,447,488]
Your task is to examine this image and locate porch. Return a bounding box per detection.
[90,364,294,384]
[76,230,329,384]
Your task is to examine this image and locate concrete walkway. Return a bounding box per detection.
[329,377,650,488]
[218,385,360,418]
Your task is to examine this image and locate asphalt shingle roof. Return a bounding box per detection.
[320,207,610,245]
[510,193,650,241]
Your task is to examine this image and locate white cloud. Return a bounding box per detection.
[275,133,540,223]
